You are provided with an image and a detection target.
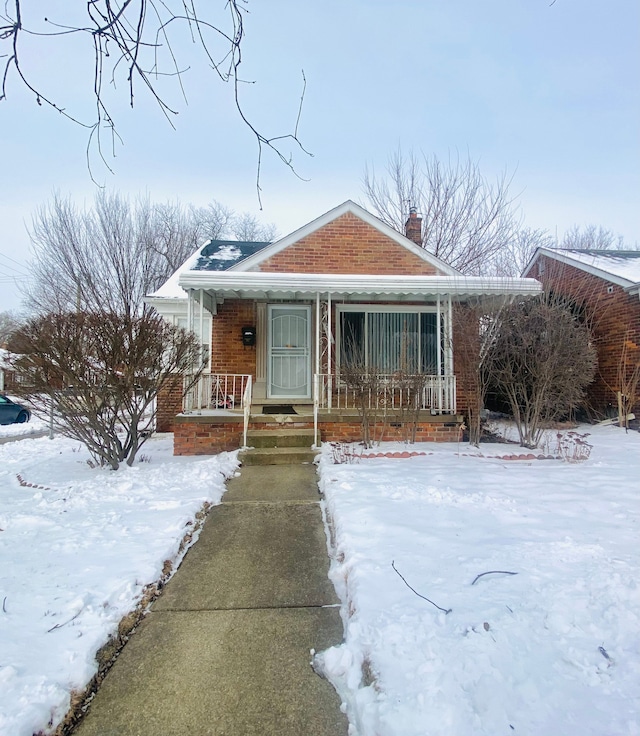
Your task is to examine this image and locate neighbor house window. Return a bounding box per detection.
[177,316,211,372]
[338,306,444,375]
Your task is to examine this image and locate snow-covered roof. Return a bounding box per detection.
[193,239,271,272]
[149,238,272,300]
[524,248,640,293]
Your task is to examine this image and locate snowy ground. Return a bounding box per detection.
[1,423,638,736]
[0,433,238,736]
[317,425,640,736]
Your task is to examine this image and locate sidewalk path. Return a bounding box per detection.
[74,464,348,736]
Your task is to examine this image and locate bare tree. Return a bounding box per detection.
[362,149,520,275]
[24,191,276,316]
[485,296,597,448]
[10,311,202,469]
[560,225,627,250]
[0,1,309,189]
[0,310,20,345]
[230,212,279,242]
[493,227,556,277]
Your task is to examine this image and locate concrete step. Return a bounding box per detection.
[246,428,316,449]
[239,447,318,466]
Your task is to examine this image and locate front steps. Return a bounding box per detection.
[240,428,317,466]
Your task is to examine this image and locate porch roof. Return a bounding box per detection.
[176,271,542,302]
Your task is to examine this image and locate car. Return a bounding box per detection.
[0,394,31,425]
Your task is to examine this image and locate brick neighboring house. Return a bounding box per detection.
[523,248,640,418]
[147,200,541,454]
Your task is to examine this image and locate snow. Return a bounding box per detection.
[0,433,238,736]
[316,425,640,736]
[1,423,638,736]
[561,250,640,285]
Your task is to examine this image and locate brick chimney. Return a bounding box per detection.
[405,207,422,246]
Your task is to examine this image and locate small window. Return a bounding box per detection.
[607,285,614,294]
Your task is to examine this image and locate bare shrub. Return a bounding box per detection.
[10,311,203,469]
[486,297,597,448]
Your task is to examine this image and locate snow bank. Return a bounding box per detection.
[0,434,238,736]
[318,427,640,735]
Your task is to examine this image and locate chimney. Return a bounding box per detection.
[405,207,422,246]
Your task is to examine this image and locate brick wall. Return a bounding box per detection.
[258,213,442,275]
[156,375,184,433]
[210,300,257,376]
[173,415,463,454]
[174,422,243,455]
[531,255,640,416]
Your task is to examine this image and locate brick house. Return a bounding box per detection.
[147,201,541,454]
[523,248,640,418]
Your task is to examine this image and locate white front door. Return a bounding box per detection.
[268,305,311,398]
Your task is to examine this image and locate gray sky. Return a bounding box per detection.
[1,0,638,312]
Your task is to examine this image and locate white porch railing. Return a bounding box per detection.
[314,373,457,414]
[183,373,253,447]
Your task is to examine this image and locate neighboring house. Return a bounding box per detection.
[0,348,17,393]
[147,201,541,454]
[524,248,640,418]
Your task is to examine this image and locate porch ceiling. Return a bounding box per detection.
[178,272,542,302]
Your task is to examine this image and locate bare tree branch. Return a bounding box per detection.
[0,1,311,188]
[363,149,521,275]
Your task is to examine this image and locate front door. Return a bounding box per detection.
[268,305,311,399]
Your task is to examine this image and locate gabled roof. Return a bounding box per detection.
[147,200,541,308]
[524,248,640,295]
[230,200,461,276]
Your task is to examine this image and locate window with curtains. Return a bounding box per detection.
[338,307,443,375]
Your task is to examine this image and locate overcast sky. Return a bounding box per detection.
[1,0,638,312]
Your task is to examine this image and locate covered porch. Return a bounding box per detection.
[165,272,540,453]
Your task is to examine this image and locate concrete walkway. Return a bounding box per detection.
[74,464,348,736]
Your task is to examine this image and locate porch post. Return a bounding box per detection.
[436,294,443,413]
[315,292,321,378]
[327,291,332,411]
[198,289,205,409]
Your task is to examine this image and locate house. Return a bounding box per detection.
[0,348,17,393]
[523,248,640,418]
[147,201,541,454]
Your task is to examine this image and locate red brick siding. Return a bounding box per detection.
[156,375,184,433]
[318,422,462,444]
[174,423,243,455]
[210,300,257,376]
[173,417,463,455]
[531,255,640,416]
[258,213,441,275]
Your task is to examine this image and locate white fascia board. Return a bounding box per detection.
[145,295,188,320]
[229,200,461,277]
[524,248,637,289]
[178,271,541,300]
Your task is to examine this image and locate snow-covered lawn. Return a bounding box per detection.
[2,424,638,736]
[0,433,238,736]
[317,425,640,736]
